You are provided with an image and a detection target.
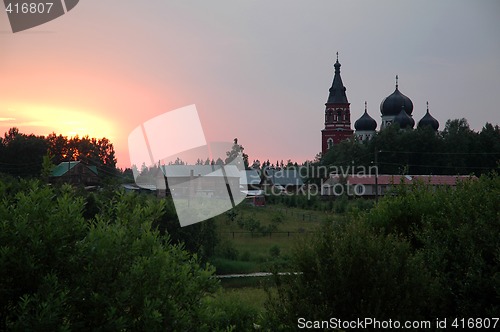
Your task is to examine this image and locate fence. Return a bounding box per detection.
[271,207,322,222]
[218,231,319,239]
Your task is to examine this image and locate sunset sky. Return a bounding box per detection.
[1,0,499,169]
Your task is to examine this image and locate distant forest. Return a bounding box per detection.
[1,117,499,180]
[321,119,500,176]
[0,127,117,178]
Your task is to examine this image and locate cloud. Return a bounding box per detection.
[0,117,16,122]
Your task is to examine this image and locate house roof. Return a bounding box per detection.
[240,169,261,186]
[265,169,304,186]
[324,174,476,186]
[160,164,241,178]
[51,161,98,177]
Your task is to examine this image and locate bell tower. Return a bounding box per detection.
[321,53,353,155]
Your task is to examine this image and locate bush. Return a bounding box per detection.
[264,174,500,329]
[269,245,281,258]
[200,290,260,331]
[333,194,348,213]
[215,238,240,260]
[264,220,436,330]
[240,251,251,262]
[0,180,221,330]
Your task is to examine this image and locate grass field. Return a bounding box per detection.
[211,202,339,276]
[208,199,373,328]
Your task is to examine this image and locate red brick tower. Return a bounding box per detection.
[321,53,353,155]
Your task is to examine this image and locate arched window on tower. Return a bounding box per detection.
[327,138,334,149]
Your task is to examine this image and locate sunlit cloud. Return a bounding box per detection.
[0,118,16,122]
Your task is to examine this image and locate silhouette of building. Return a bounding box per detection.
[322,59,441,150]
[50,161,99,186]
[321,53,353,155]
[353,76,440,139]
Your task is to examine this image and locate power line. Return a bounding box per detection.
[380,150,500,155]
[378,161,497,170]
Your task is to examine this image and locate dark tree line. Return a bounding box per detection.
[0,127,117,178]
[322,119,500,175]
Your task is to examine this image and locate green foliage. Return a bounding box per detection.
[370,174,500,318]
[40,151,56,181]
[200,289,260,331]
[210,258,258,275]
[265,174,500,328]
[0,128,48,177]
[269,245,281,258]
[264,220,436,330]
[237,216,261,233]
[0,180,221,330]
[333,194,348,213]
[215,238,240,260]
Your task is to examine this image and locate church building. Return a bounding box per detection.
[321,55,440,152]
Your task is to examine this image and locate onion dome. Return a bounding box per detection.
[418,102,439,131]
[326,53,348,104]
[394,105,414,129]
[380,75,413,116]
[355,102,377,131]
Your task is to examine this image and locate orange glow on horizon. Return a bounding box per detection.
[0,103,117,141]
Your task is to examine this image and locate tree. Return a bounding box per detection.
[265,220,436,330]
[320,118,500,176]
[0,181,221,330]
[0,130,48,177]
[0,129,118,180]
[265,174,500,328]
[225,138,249,169]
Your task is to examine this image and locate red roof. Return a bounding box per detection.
[328,174,476,186]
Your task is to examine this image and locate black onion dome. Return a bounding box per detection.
[394,106,414,129]
[380,76,413,116]
[355,102,377,131]
[418,102,439,131]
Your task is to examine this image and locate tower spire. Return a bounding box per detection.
[395,75,399,89]
[365,101,367,113]
[327,54,348,104]
[426,101,429,113]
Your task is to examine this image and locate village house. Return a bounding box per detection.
[161,164,241,198]
[240,169,265,206]
[50,161,99,187]
[263,168,305,194]
[321,174,476,197]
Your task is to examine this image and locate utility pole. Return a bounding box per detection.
[374,149,379,203]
